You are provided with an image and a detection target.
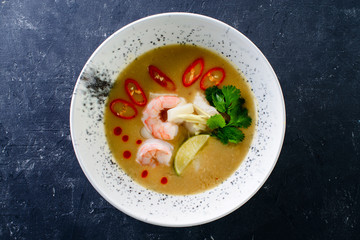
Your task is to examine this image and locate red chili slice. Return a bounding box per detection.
[200,67,226,90]
[124,79,147,106]
[109,99,138,119]
[148,65,176,91]
[182,58,204,87]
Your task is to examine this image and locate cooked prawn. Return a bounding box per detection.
[136,139,174,167]
[141,95,182,140]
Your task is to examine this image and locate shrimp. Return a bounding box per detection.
[136,139,174,167]
[141,95,182,140]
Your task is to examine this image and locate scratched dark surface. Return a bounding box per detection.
[1,0,359,239]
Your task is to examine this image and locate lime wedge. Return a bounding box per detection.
[174,135,210,175]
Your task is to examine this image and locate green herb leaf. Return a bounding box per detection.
[207,114,226,129]
[211,130,228,144]
[213,126,245,144]
[204,86,227,113]
[228,99,252,128]
[222,85,241,111]
[205,86,221,106]
[231,110,252,128]
[212,92,226,113]
[204,85,252,145]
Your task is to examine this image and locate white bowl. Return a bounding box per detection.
[70,12,286,227]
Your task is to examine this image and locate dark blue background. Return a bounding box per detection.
[1,0,359,239]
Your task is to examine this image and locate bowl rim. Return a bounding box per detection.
[70,12,286,227]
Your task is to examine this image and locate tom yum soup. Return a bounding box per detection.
[104,45,256,195]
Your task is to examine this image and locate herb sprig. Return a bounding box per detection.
[205,85,252,144]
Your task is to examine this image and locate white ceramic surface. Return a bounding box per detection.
[70,13,286,227]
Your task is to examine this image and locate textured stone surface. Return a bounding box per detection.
[0,0,359,239]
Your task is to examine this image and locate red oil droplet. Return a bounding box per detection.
[136,139,142,144]
[113,127,122,136]
[141,170,148,178]
[123,151,131,159]
[161,177,168,184]
[122,135,129,142]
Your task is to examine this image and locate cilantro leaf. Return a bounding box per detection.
[207,114,226,129]
[204,85,252,145]
[222,85,241,111]
[223,127,245,143]
[228,100,252,128]
[212,92,226,113]
[205,86,227,113]
[213,126,245,144]
[211,130,228,144]
[228,97,245,113]
[205,86,221,106]
[229,111,252,128]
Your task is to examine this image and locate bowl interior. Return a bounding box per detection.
[70,13,285,227]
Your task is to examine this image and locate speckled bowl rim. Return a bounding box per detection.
[70,12,286,227]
